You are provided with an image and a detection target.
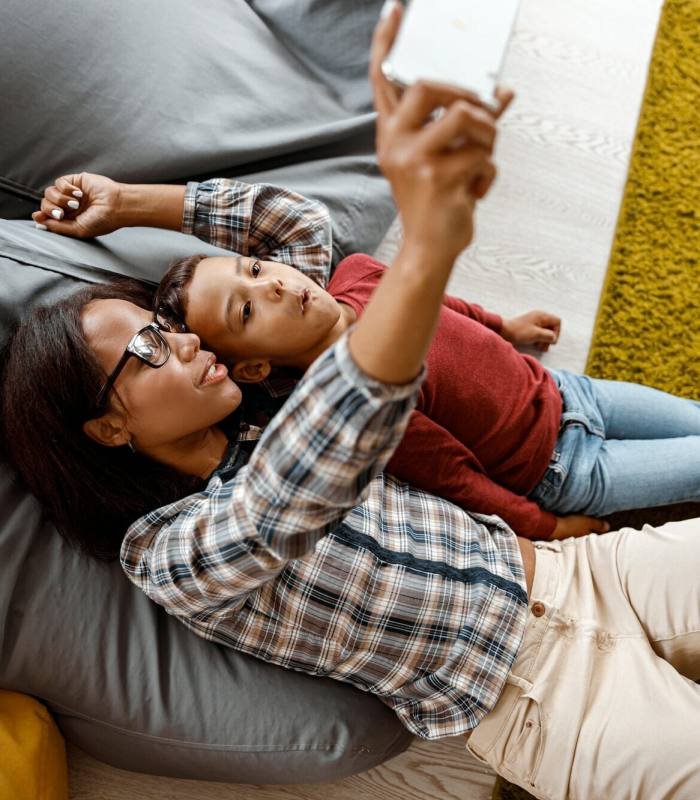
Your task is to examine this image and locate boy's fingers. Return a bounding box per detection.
[369,0,403,117]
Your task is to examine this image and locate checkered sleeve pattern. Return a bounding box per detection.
[182,178,332,287]
[121,333,423,613]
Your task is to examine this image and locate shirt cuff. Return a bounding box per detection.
[331,331,426,404]
[486,312,503,334]
[181,181,200,236]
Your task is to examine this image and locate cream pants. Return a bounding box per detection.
[467,520,700,799]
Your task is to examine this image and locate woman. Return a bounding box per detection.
[2,5,699,797]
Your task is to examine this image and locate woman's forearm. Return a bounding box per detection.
[115,183,187,230]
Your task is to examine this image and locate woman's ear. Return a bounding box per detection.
[83,411,132,448]
[231,359,272,384]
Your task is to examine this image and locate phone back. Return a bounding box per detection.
[382,0,521,108]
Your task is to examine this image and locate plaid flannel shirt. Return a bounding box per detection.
[121,330,529,739]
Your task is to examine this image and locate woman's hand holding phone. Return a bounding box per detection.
[348,2,513,384]
[371,1,513,264]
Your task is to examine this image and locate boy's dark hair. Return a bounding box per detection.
[0,279,203,561]
[154,253,207,332]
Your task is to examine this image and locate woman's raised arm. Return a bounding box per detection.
[348,2,511,385]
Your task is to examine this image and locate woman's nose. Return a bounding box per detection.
[172,331,200,362]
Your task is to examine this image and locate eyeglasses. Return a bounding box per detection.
[95,320,171,409]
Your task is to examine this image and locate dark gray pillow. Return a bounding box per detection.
[0,220,413,782]
[0,0,394,260]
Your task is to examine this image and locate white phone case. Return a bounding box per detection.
[382,0,521,110]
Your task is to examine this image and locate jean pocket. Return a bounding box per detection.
[530,461,566,506]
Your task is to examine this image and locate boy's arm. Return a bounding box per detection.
[441,293,503,334]
[387,410,558,539]
[442,294,561,350]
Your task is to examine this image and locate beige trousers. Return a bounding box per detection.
[466,520,700,800]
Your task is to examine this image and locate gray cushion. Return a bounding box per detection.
[0,220,413,782]
[0,0,394,260]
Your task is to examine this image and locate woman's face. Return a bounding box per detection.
[82,299,242,448]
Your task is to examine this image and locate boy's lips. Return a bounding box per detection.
[299,288,311,314]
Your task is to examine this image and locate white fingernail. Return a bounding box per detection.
[380,0,397,19]
[51,209,63,220]
[72,189,83,198]
[35,222,48,231]
[67,199,80,209]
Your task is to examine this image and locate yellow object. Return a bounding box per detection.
[0,690,69,800]
[586,0,700,397]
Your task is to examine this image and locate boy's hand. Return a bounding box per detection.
[32,173,122,239]
[550,514,610,540]
[370,1,514,262]
[502,310,561,351]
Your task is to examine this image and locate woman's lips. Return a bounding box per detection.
[199,356,229,387]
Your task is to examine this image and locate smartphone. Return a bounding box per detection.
[381,0,521,111]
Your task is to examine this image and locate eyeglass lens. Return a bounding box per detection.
[132,327,169,366]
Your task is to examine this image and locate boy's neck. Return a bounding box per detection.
[276,301,357,372]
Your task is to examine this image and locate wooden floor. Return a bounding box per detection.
[68,0,663,797]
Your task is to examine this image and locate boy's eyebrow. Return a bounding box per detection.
[225,290,236,331]
[224,257,246,331]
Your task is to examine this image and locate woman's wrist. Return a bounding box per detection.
[114,183,187,231]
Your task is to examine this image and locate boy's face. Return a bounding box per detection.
[184,256,342,365]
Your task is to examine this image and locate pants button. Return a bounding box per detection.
[531,601,546,617]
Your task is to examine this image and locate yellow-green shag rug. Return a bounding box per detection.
[585,0,699,397]
[494,0,699,798]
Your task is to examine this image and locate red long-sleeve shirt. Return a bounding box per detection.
[327,254,562,539]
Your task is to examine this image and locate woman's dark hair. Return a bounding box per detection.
[153,253,207,332]
[0,278,203,561]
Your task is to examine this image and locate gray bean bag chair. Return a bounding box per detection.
[0,0,394,261]
[0,0,413,784]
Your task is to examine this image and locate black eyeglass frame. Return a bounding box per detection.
[95,320,171,409]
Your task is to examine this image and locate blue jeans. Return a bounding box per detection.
[529,370,700,516]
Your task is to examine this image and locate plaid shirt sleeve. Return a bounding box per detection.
[121,334,424,615]
[181,178,333,288]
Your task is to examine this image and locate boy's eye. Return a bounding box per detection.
[251,261,261,277]
[242,301,252,323]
